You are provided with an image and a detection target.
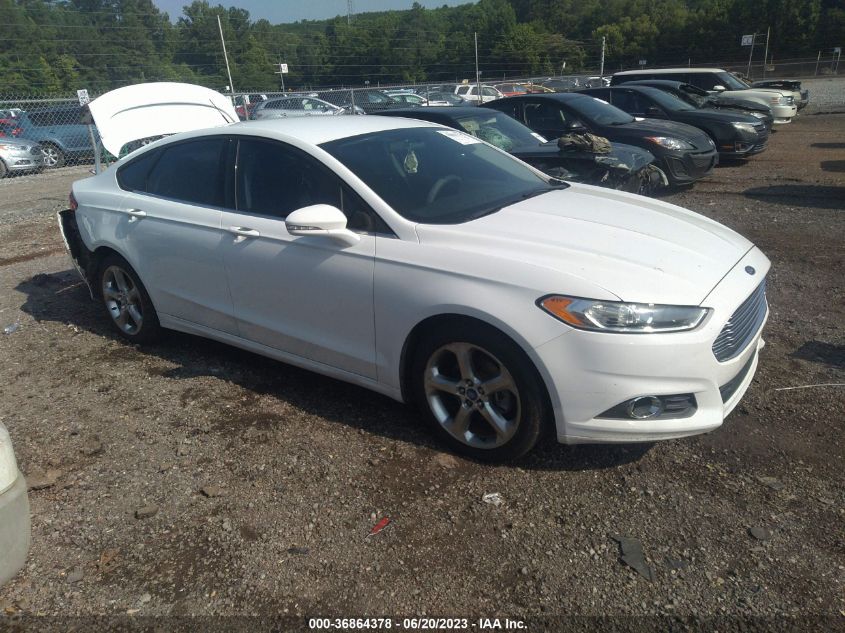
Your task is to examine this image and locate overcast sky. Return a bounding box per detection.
[152,0,475,23]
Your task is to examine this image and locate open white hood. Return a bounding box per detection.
[87,82,238,157]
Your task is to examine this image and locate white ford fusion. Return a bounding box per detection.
[59,115,769,460]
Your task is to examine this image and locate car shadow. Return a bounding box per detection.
[810,142,845,149]
[790,341,845,369]
[743,184,845,210]
[15,270,650,472]
[821,160,845,173]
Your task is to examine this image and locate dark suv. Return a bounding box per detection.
[16,105,93,168]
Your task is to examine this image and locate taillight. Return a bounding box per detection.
[69,191,78,212]
[12,127,22,136]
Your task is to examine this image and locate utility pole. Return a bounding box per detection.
[762,26,770,78]
[274,58,287,92]
[347,0,354,25]
[746,33,755,79]
[217,15,235,98]
[599,36,606,78]
[815,50,821,76]
[474,32,481,106]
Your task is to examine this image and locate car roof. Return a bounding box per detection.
[498,92,585,103]
[623,79,686,88]
[232,115,437,145]
[614,68,727,76]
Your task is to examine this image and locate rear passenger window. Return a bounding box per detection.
[117,149,161,192]
[687,74,720,90]
[145,138,229,207]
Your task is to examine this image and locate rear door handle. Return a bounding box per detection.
[126,208,146,222]
[228,226,260,242]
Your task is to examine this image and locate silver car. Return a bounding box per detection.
[0,136,44,177]
[251,96,344,120]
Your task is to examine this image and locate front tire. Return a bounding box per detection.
[411,322,549,461]
[98,254,161,344]
[41,143,65,168]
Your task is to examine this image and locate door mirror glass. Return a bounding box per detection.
[285,204,360,246]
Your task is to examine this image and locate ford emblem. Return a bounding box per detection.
[745,266,756,275]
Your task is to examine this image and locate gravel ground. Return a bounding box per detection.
[0,108,843,632]
[797,77,845,113]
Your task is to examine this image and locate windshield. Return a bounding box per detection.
[321,127,563,224]
[717,72,751,90]
[646,88,696,111]
[453,111,542,151]
[566,96,634,126]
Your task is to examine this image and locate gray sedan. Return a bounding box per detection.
[0,136,44,177]
[251,96,344,120]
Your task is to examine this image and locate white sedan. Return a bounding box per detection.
[0,422,29,585]
[59,116,769,460]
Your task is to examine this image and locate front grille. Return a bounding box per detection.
[712,279,767,362]
[719,353,756,402]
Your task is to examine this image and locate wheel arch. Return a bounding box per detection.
[398,312,557,417]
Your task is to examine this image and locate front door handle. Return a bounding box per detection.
[228,226,260,242]
[126,208,146,222]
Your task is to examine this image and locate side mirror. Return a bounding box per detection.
[645,106,665,118]
[285,204,360,246]
[567,119,587,132]
[712,85,726,92]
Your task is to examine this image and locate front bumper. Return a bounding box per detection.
[0,150,44,172]
[0,473,30,586]
[659,148,718,184]
[533,247,770,444]
[717,130,769,158]
[771,104,797,123]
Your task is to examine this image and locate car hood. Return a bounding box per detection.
[87,82,238,157]
[415,184,752,305]
[617,118,713,149]
[0,136,36,149]
[678,108,759,124]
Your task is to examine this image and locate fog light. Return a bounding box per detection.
[626,396,664,419]
[598,393,697,420]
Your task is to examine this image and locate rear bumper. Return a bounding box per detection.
[0,474,31,586]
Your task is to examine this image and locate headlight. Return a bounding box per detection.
[731,122,758,134]
[644,136,693,151]
[538,295,709,333]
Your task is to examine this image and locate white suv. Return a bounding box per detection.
[0,422,29,586]
[455,84,504,103]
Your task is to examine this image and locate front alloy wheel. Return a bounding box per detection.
[412,323,548,461]
[424,343,521,450]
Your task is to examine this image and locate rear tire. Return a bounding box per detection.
[411,321,549,461]
[98,254,161,344]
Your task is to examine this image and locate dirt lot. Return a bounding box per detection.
[0,111,843,631]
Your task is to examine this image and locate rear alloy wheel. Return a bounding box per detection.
[41,144,65,168]
[99,255,160,343]
[412,324,548,461]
